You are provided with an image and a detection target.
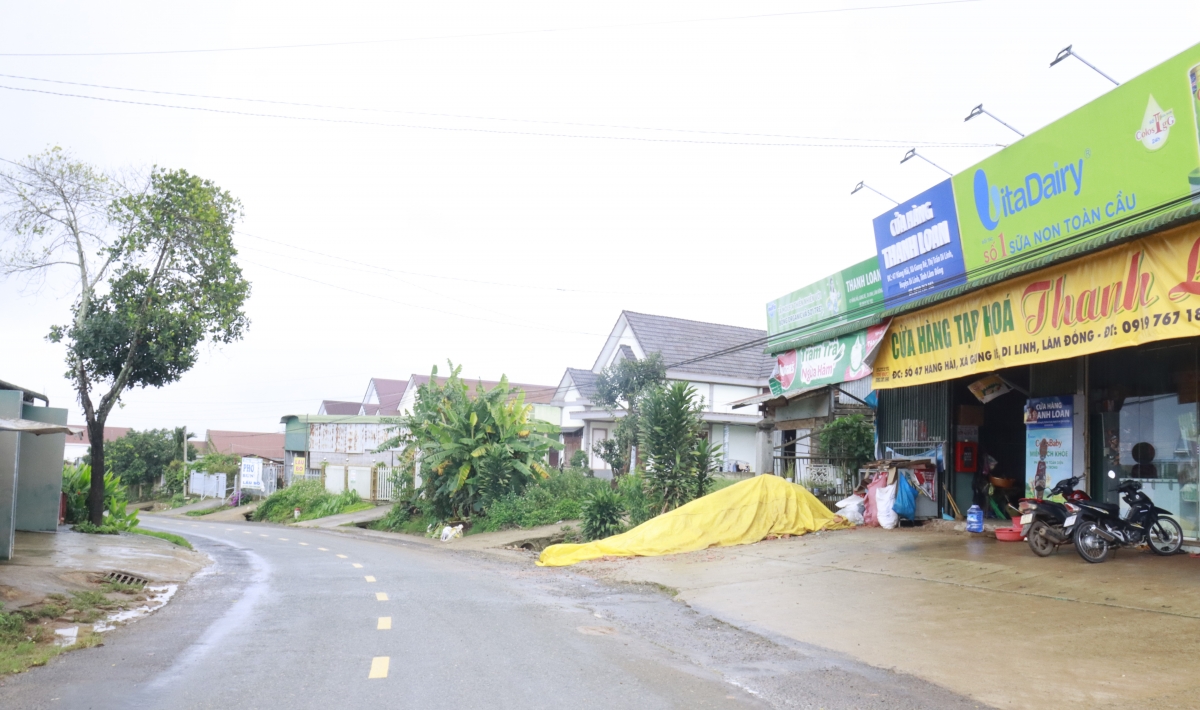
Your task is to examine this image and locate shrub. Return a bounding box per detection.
[818,414,876,479]
[473,468,606,533]
[253,480,329,522]
[253,481,369,523]
[582,487,625,541]
[61,464,139,531]
[618,471,660,527]
[569,449,589,469]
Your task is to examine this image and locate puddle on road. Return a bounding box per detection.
[94,584,179,633]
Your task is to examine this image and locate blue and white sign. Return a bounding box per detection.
[240,457,264,491]
[872,179,967,307]
[1024,396,1074,498]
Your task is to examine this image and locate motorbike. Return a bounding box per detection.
[1066,470,1185,563]
[1018,475,1090,556]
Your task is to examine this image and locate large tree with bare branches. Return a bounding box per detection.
[1,148,250,524]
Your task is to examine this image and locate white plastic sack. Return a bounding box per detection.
[876,483,899,529]
[440,524,464,541]
[834,494,865,525]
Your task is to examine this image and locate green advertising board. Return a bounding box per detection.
[765,257,883,351]
[953,42,1200,274]
[767,321,888,396]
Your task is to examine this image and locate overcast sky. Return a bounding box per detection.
[2,0,1198,436]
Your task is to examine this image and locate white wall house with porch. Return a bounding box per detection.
[551,311,772,477]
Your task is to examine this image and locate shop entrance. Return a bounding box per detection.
[951,366,1030,519]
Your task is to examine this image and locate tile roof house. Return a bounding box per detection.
[64,425,132,462]
[204,430,286,462]
[318,400,363,415]
[361,378,410,415]
[553,311,772,476]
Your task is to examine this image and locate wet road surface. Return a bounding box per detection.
[0,519,989,709]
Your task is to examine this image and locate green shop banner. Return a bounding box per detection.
[953,42,1200,274]
[765,257,883,350]
[768,321,889,396]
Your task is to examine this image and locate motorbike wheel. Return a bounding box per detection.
[1026,521,1056,557]
[1074,521,1110,563]
[1147,516,1184,556]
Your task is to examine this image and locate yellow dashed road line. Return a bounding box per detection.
[260,534,269,537]
[336,554,348,559]
[352,563,363,568]
[368,656,389,679]
[299,542,309,546]
[317,547,328,551]
[364,576,376,583]
[375,592,388,601]
[242,531,252,535]
[278,538,288,541]
[377,617,391,630]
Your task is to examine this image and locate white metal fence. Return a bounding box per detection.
[375,466,395,502]
[188,472,226,500]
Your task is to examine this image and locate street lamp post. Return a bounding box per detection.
[900,148,952,176]
[851,181,898,205]
[1050,45,1119,86]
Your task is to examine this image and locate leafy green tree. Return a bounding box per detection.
[105,429,176,496]
[0,149,250,524]
[194,452,241,476]
[640,382,722,512]
[589,353,666,477]
[384,363,562,522]
[817,414,876,474]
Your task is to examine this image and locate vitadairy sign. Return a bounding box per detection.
[765,256,883,351]
[874,41,1200,302]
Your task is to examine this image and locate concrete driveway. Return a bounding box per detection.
[570,526,1200,710]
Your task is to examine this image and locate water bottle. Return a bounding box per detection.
[966,505,984,534]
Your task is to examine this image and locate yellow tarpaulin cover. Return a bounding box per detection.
[537,474,849,567]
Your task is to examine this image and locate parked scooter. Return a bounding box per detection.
[1066,471,1184,563]
[1018,475,1089,556]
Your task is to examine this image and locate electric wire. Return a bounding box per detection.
[0,83,998,149]
[0,1,984,57]
[0,72,1002,149]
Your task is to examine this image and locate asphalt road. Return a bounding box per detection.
[0,519,989,710]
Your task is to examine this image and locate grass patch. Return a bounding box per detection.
[184,505,228,517]
[0,589,130,675]
[253,481,373,523]
[131,528,193,550]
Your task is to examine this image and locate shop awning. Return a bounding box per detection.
[730,384,827,410]
[0,418,72,435]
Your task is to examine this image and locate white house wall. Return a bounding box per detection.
[712,384,761,414]
[725,425,758,471]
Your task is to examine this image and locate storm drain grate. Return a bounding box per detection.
[101,571,149,587]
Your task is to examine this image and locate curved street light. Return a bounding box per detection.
[964,104,1024,138]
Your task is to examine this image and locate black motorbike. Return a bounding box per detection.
[1067,472,1184,563]
[1018,475,1088,557]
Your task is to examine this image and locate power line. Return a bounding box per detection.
[0,1,984,57]
[0,72,999,149]
[0,82,1001,150]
